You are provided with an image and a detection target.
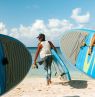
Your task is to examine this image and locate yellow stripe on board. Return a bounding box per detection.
[83,49,94,73]
[83,34,94,73]
[91,58,95,75]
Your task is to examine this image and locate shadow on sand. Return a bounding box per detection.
[54,80,88,89]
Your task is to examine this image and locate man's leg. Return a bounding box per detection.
[45,56,52,85]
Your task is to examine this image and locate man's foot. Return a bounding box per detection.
[47,79,52,85]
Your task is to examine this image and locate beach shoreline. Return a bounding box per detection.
[2,77,95,97]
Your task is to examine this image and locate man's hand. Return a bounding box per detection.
[32,61,38,69]
[32,64,37,69]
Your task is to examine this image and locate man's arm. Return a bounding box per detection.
[34,44,42,65]
[48,41,57,52]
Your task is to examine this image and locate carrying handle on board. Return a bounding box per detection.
[2,57,8,65]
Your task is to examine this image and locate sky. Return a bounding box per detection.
[0,0,95,47]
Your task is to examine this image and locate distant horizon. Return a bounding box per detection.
[27,46,60,48]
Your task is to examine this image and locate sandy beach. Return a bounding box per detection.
[1,76,95,97]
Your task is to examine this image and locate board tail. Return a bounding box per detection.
[51,49,71,81]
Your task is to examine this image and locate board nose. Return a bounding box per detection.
[0,35,32,95]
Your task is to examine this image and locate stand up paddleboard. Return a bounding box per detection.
[60,29,95,79]
[51,49,71,80]
[0,34,32,95]
[76,32,95,78]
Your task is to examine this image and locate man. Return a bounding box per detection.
[32,33,57,85]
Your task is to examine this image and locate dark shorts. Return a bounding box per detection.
[37,55,52,70]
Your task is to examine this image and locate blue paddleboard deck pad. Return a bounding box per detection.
[0,34,32,95]
[60,29,95,79]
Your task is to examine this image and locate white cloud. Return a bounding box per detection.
[9,19,75,46]
[48,19,61,28]
[10,28,20,38]
[10,17,89,47]
[32,20,45,29]
[0,22,8,35]
[71,8,90,23]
